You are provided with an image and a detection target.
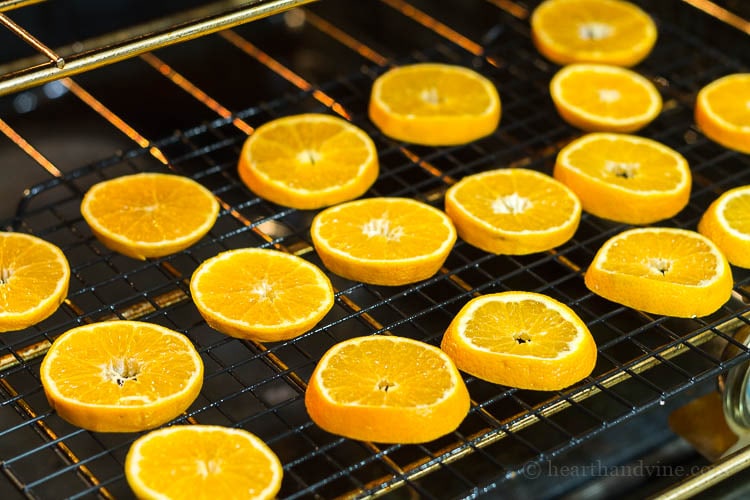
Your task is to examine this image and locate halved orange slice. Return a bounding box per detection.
[369,63,501,146]
[441,291,597,391]
[554,133,691,224]
[585,227,733,317]
[531,0,658,67]
[550,63,662,132]
[0,232,70,332]
[444,168,581,255]
[305,335,470,443]
[694,73,750,154]
[238,113,379,209]
[698,185,750,268]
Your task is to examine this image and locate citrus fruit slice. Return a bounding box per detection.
[531,0,658,67]
[40,320,203,432]
[444,168,581,255]
[368,63,501,146]
[238,113,379,209]
[81,172,220,260]
[125,425,283,500]
[698,185,750,268]
[310,197,457,286]
[305,335,470,443]
[585,227,733,317]
[554,133,691,224]
[550,63,662,132]
[695,73,750,154]
[190,248,334,342]
[441,292,597,391]
[0,232,70,332]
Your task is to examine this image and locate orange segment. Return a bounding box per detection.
[695,73,750,154]
[584,227,733,317]
[0,232,70,332]
[550,63,662,132]
[531,0,658,67]
[310,197,457,286]
[238,113,379,209]
[39,320,203,432]
[440,291,597,391]
[444,168,581,255]
[125,425,283,500]
[698,185,750,268]
[81,173,219,260]
[554,133,691,224]
[305,335,470,443]
[368,63,501,146]
[190,248,334,342]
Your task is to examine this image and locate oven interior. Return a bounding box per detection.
[1,0,750,498]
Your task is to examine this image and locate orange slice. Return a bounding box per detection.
[0,232,70,332]
[40,320,203,432]
[698,185,750,268]
[695,73,750,154]
[441,291,597,391]
[585,227,733,317]
[550,63,662,132]
[444,168,581,255]
[190,248,334,342]
[305,335,470,443]
[554,133,691,224]
[238,113,379,209]
[368,63,501,146]
[310,197,457,286]
[125,425,283,500]
[81,173,219,260]
[531,0,658,67]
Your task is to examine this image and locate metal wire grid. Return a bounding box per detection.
[1,1,750,498]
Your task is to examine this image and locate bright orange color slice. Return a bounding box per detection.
[531,0,658,67]
[0,232,70,332]
[694,73,750,154]
[81,173,219,260]
[40,320,203,432]
[554,133,691,224]
[190,248,334,342]
[305,335,470,443]
[125,425,283,500]
[550,63,662,132]
[444,168,581,255]
[238,113,379,209]
[698,185,750,268]
[368,63,501,146]
[585,227,733,317]
[441,291,597,391]
[310,197,457,286]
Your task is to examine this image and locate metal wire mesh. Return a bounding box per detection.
[2,0,750,498]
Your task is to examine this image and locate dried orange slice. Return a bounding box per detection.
[368,63,501,146]
[0,232,70,332]
[554,133,691,224]
[698,185,750,268]
[441,291,597,391]
[190,248,334,342]
[550,63,662,132]
[305,335,470,443]
[531,0,658,67]
[585,227,733,317]
[81,173,219,260]
[238,113,379,209]
[40,320,203,432]
[125,425,283,500]
[444,168,581,255]
[310,197,457,286]
[695,73,750,154]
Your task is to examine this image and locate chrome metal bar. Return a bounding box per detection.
[0,0,45,13]
[0,12,63,68]
[654,446,750,499]
[0,0,319,96]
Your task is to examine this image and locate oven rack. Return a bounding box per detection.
[1,0,750,498]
